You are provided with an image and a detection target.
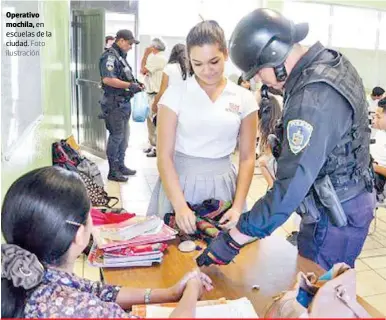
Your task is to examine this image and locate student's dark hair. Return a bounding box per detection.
[168,43,189,80]
[1,166,90,318]
[186,20,227,75]
[237,76,245,86]
[378,97,386,111]
[268,87,284,97]
[372,86,385,97]
[258,95,282,154]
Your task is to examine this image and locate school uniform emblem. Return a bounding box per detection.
[226,103,241,115]
[287,119,313,154]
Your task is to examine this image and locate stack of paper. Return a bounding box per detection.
[88,215,177,268]
[131,297,259,318]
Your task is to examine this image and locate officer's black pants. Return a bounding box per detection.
[104,107,130,166]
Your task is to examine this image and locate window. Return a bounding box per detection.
[283,1,331,46]
[331,6,378,49]
[200,0,259,39]
[138,0,201,37]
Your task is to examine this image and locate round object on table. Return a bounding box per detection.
[178,240,196,252]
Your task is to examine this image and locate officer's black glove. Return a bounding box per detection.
[129,83,143,95]
[196,231,243,267]
[136,80,145,87]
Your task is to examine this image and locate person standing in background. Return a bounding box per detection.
[104,35,115,50]
[141,38,168,158]
[368,86,385,113]
[99,29,142,182]
[151,43,190,114]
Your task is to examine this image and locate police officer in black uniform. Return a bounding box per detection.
[197,9,375,270]
[99,29,143,182]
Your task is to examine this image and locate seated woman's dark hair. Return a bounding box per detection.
[258,89,282,154]
[186,20,227,75]
[1,166,90,318]
[168,43,189,80]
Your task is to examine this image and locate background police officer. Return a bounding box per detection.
[197,9,375,270]
[99,29,143,182]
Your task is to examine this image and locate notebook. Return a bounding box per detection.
[136,297,259,318]
[93,216,163,244]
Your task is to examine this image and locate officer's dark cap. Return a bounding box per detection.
[116,29,140,44]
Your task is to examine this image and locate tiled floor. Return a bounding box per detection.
[77,121,386,316]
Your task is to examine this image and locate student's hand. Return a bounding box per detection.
[219,207,241,230]
[170,269,213,300]
[176,206,197,234]
[152,102,158,113]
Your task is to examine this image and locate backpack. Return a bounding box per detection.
[52,140,117,208]
[77,158,104,187]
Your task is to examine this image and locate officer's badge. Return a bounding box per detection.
[287,119,313,154]
[106,56,115,71]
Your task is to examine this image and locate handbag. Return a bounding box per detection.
[132,91,150,122]
[264,263,371,318]
[78,172,119,208]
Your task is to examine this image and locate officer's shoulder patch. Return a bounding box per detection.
[287,119,313,155]
[107,55,115,62]
[106,55,115,71]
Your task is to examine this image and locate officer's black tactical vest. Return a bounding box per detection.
[99,45,134,96]
[287,49,373,201]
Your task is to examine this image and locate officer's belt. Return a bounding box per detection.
[103,95,126,103]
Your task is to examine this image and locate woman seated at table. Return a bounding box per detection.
[1,166,213,318]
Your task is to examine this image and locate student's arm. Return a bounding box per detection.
[152,73,169,112]
[156,105,197,234]
[220,111,258,229]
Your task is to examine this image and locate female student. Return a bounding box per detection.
[147,20,258,234]
[1,166,213,318]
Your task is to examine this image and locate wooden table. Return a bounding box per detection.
[103,235,384,317]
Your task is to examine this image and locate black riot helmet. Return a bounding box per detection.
[229,8,309,82]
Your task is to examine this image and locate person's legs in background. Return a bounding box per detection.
[145,93,157,157]
[118,118,136,176]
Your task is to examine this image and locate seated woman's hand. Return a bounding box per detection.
[175,206,197,234]
[170,269,213,300]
